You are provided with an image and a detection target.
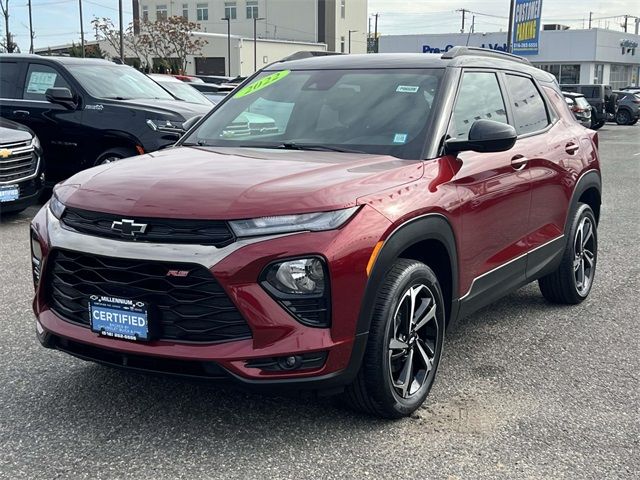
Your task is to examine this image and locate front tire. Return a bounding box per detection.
[616,110,631,125]
[539,203,597,304]
[343,259,445,419]
[94,147,137,167]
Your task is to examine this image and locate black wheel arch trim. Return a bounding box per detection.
[565,169,602,235]
[355,213,460,337]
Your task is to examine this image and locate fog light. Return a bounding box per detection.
[278,355,302,370]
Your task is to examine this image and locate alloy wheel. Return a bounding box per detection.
[388,284,439,399]
[574,216,596,296]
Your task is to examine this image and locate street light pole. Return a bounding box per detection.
[253,16,265,72]
[28,0,34,54]
[222,17,231,75]
[348,29,357,53]
[78,0,85,57]
[506,0,516,53]
[118,0,124,61]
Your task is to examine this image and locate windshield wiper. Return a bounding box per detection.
[102,96,131,100]
[276,142,368,154]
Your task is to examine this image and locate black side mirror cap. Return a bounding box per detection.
[45,87,77,109]
[445,119,517,154]
[183,115,203,132]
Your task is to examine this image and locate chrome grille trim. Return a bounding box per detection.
[0,143,39,185]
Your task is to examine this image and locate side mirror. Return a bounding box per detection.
[45,87,76,109]
[183,115,203,132]
[445,119,517,154]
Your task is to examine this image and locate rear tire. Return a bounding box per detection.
[94,147,137,167]
[616,110,632,125]
[343,259,445,419]
[590,119,604,130]
[539,203,597,304]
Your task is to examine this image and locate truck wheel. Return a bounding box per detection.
[615,110,631,125]
[94,147,137,166]
[343,259,445,419]
[539,203,597,304]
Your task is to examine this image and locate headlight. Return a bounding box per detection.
[31,135,41,151]
[146,118,184,133]
[49,193,66,219]
[261,257,330,327]
[229,206,359,237]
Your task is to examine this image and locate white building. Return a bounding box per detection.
[132,0,367,57]
[380,28,640,89]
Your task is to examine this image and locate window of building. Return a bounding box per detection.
[610,64,632,90]
[246,0,258,19]
[504,74,549,135]
[340,36,345,53]
[535,64,580,84]
[182,3,189,19]
[594,64,604,84]
[196,3,208,21]
[449,72,508,140]
[141,5,149,22]
[23,64,71,101]
[341,0,346,19]
[224,1,237,20]
[156,4,168,21]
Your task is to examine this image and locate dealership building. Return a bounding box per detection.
[380,27,640,89]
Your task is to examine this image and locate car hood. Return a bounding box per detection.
[115,98,212,119]
[0,118,34,143]
[57,147,423,220]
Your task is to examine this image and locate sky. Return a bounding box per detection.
[2,0,638,51]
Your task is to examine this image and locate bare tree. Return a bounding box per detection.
[0,0,17,53]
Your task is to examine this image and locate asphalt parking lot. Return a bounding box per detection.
[1,125,638,480]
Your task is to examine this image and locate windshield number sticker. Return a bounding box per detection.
[393,133,408,144]
[396,85,419,93]
[234,70,291,98]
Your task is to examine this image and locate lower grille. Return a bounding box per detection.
[46,249,252,343]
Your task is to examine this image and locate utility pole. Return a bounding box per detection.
[588,11,593,29]
[222,17,231,75]
[348,30,357,53]
[506,0,516,53]
[373,12,378,53]
[118,0,124,61]
[623,15,628,33]
[28,0,34,53]
[457,9,468,33]
[253,16,264,72]
[78,0,85,57]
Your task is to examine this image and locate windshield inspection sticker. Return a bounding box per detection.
[393,133,408,144]
[396,85,419,93]
[234,70,291,98]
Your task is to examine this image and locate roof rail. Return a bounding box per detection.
[441,46,531,65]
[278,51,343,63]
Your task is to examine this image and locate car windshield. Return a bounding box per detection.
[67,64,175,100]
[575,97,590,109]
[155,80,212,106]
[182,68,444,159]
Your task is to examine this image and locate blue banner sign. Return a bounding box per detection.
[512,0,543,55]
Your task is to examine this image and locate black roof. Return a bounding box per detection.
[269,50,556,83]
[0,53,117,66]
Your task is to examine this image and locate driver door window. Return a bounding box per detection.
[23,64,70,101]
[450,71,508,140]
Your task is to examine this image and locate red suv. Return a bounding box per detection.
[31,48,601,418]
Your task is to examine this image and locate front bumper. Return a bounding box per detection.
[31,204,391,389]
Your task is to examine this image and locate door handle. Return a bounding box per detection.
[12,110,30,118]
[565,142,580,154]
[511,154,528,171]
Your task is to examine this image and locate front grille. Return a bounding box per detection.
[46,249,252,343]
[0,140,37,183]
[61,207,235,246]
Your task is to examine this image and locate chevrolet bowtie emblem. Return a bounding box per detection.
[0,148,11,159]
[111,219,148,237]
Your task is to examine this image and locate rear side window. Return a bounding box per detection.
[504,74,549,135]
[450,71,508,140]
[0,62,21,99]
[23,64,71,101]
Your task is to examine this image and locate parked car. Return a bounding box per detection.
[0,117,44,214]
[31,48,601,418]
[612,90,640,125]
[0,55,212,183]
[196,75,236,84]
[559,83,616,129]
[148,74,214,106]
[562,91,592,128]
[190,82,236,96]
